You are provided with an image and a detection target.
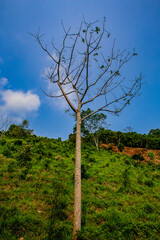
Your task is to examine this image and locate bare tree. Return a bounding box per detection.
[124,126,134,133]
[33,18,142,239]
[0,115,14,138]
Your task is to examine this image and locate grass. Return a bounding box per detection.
[0,136,160,239]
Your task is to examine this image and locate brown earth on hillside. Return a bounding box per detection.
[101,144,160,164]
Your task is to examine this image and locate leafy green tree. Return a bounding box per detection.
[117,131,124,145]
[8,120,33,138]
[74,108,108,151]
[148,129,160,137]
[34,18,142,239]
[147,152,155,160]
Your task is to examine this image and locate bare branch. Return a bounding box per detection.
[40,87,76,98]
[33,31,59,65]
[67,24,82,75]
[34,19,142,122]
[81,74,142,121]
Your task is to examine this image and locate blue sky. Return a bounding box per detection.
[0,0,160,139]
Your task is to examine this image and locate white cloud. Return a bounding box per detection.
[0,77,8,87]
[0,89,41,117]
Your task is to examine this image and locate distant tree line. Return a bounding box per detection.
[1,119,160,150]
[70,128,160,150]
[88,129,160,150]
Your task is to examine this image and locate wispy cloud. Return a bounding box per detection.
[0,77,8,87]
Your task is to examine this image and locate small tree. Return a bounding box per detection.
[33,18,142,239]
[8,120,33,138]
[124,126,133,133]
[0,115,14,138]
[148,129,160,137]
[74,108,108,151]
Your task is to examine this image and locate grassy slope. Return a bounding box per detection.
[0,136,160,240]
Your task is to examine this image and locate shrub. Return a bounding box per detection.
[2,147,12,158]
[2,141,17,158]
[117,143,124,152]
[81,163,89,179]
[43,158,50,170]
[132,153,144,161]
[19,167,29,180]
[156,164,160,170]
[14,139,23,146]
[104,146,113,152]
[122,168,130,188]
[88,157,96,163]
[144,179,154,187]
[143,203,154,213]
[124,158,133,165]
[16,145,32,168]
[7,159,18,173]
[148,160,156,168]
[0,138,6,146]
[147,152,155,160]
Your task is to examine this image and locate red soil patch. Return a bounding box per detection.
[101,144,160,164]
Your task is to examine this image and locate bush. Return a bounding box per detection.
[104,146,113,152]
[0,139,6,146]
[124,158,133,165]
[0,206,41,239]
[88,157,96,163]
[147,152,155,160]
[16,145,32,168]
[19,167,29,180]
[144,179,154,187]
[132,153,144,161]
[14,139,23,146]
[43,158,50,169]
[81,163,89,179]
[117,143,124,152]
[122,168,130,188]
[7,159,18,173]
[148,161,156,170]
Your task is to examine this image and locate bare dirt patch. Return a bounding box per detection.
[101,144,160,164]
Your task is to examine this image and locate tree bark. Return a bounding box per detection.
[72,110,81,239]
[93,136,99,151]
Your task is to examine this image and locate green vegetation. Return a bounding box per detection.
[131,154,145,162]
[0,123,160,239]
[147,152,155,160]
[98,129,160,150]
[70,128,160,151]
[73,108,107,151]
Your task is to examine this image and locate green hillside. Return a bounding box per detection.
[0,125,160,239]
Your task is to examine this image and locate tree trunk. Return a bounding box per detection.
[72,111,81,239]
[93,136,99,151]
